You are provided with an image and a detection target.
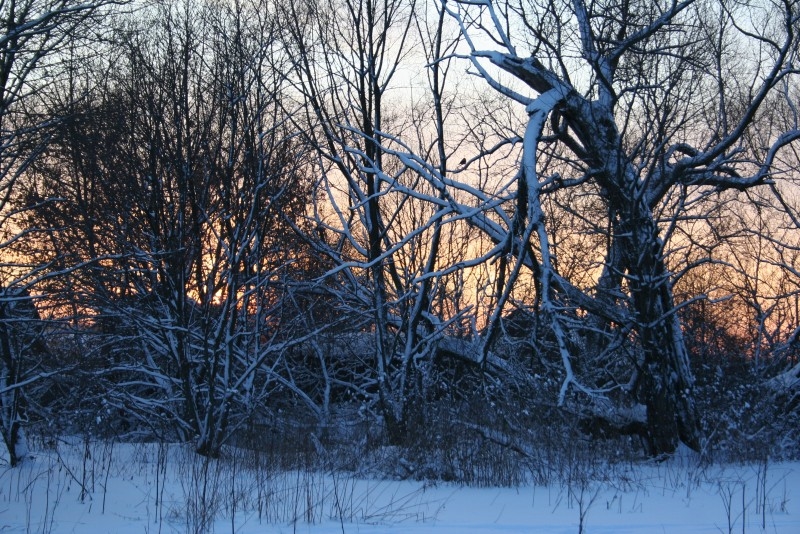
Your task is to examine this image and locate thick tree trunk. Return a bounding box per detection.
[636,326,700,455]
[623,213,702,455]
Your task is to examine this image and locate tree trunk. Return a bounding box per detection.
[0,292,34,467]
[623,211,702,455]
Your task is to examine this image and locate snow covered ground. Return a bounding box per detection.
[1,439,798,533]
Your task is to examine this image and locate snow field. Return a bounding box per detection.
[1,439,798,533]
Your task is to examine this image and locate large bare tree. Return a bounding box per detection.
[438,0,799,455]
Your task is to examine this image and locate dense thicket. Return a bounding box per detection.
[1,0,799,476]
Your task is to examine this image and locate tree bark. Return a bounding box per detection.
[618,205,702,455]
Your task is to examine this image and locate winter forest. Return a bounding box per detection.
[1,0,800,530]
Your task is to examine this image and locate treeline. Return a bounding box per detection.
[1,0,799,475]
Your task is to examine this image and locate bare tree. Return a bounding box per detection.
[0,0,117,466]
[284,0,494,443]
[20,0,317,457]
[425,0,800,455]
